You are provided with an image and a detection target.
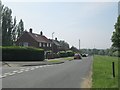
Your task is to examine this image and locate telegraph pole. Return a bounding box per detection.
[52,32,55,58]
[79,39,80,53]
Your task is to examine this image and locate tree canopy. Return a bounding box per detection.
[1,2,24,46]
[111,15,120,49]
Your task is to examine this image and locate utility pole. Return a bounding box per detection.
[52,32,55,58]
[79,39,80,53]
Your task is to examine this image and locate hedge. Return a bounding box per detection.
[2,46,44,61]
[66,50,74,57]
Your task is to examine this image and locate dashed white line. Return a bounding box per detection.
[8,72,16,75]
[1,64,54,79]
[16,71,23,73]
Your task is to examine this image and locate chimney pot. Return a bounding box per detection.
[40,31,43,35]
[55,37,57,41]
[29,28,32,33]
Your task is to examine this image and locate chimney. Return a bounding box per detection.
[29,28,32,33]
[40,31,43,35]
[55,37,57,41]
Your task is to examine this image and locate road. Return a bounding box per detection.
[2,56,93,88]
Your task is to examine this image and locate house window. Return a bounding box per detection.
[49,43,51,47]
[47,43,49,47]
[43,43,45,47]
[39,43,42,47]
[23,42,28,47]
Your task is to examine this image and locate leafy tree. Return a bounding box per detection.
[0,0,3,46]
[59,40,69,51]
[111,15,120,57]
[1,3,24,46]
[17,19,24,39]
[12,17,17,45]
[2,6,13,46]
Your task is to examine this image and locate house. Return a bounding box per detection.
[49,38,61,53]
[16,28,52,51]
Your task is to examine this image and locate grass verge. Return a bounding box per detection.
[47,57,74,63]
[47,59,62,63]
[92,55,118,88]
[63,57,74,61]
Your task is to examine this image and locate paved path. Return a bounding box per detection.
[2,56,93,88]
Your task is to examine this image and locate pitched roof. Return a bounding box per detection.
[53,40,61,46]
[26,31,52,43]
[49,39,61,46]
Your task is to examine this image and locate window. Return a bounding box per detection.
[39,43,42,47]
[47,43,49,47]
[23,42,28,47]
[43,43,45,47]
[49,43,51,47]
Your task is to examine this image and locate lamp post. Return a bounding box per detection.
[52,32,55,58]
[79,39,80,53]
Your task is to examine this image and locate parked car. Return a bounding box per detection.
[81,53,88,57]
[74,53,82,59]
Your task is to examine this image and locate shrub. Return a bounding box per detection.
[66,50,74,57]
[2,46,44,61]
[58,51,68,57]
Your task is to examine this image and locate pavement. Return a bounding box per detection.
[2,56,93,88]
[2,58,66,67]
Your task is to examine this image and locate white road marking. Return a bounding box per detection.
[1,64,54,79]
[13,70,19,73]
[1,74,7,78]
[16,71,23,73]
[8,72,16,75]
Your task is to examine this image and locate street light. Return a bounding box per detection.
[52,32,55,58]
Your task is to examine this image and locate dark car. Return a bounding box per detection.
[81,53,88,57]
[74,53,82,59]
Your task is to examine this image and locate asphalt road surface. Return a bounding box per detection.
[2,56,93,88]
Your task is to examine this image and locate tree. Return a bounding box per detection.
[17,19,24,39]
[1,3,24,46]
[0,0,3,46]
[11,17,17,45]
[2,6,13,46]
[111,15,120,57]
[59,40,69,51]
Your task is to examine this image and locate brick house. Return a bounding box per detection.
[49,38,61,53]
[16,28,52,51]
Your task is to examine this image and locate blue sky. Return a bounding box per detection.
[2,0,118,49]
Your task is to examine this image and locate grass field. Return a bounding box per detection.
[92,55,118,88]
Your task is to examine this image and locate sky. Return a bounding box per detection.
[2,0,119,49]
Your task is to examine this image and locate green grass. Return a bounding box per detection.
[63,57,74,61]
[92,55,118,88]
[47,57,74,63]
[47,59,62,63]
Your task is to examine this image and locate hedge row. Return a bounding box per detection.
[2,46,44,61]
[45,50,74,59]
[58,50,74,57]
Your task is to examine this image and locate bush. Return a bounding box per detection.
[66,50,74,57]
[2,46,44,61]
[58,51,68,57]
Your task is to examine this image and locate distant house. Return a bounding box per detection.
[49,38,61,53]
[16,28,52,51]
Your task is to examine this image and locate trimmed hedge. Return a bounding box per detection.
[2,46,44,61]
[58,51,67,57]
[66,50,74,57]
